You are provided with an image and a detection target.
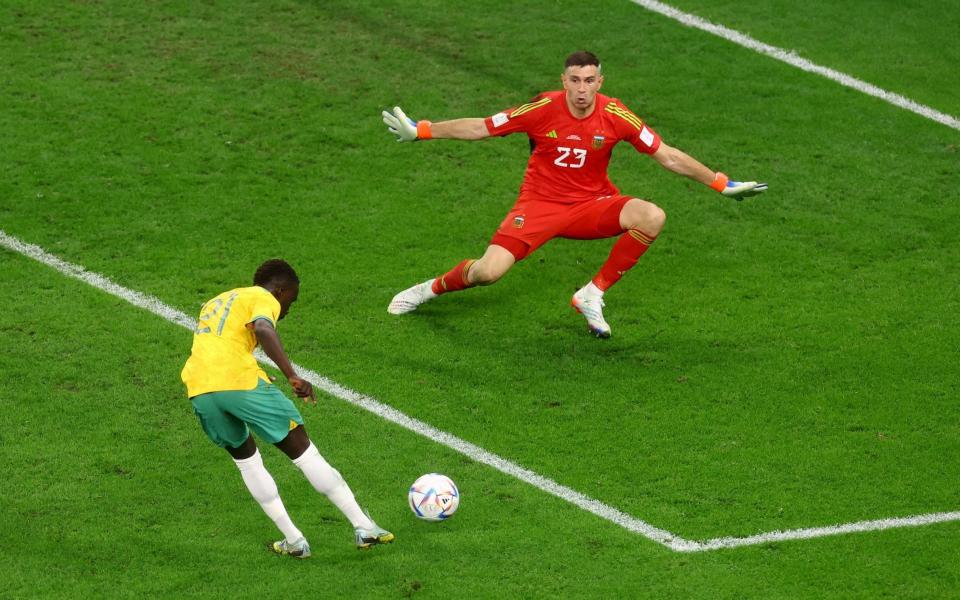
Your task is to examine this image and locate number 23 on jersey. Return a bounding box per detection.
[554,146,587,168]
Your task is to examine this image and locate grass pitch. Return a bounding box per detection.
[1,1,958,597]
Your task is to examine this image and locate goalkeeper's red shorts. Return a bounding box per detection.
[490,194,633,261]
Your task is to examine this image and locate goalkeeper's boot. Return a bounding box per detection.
[270,536,311,559]
[571,286,612,339]
[387,279,438,315]
[355,520,395,550]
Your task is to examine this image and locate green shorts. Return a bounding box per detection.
[191,379,304,449]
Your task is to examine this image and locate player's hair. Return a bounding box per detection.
[253,258,299,287]
[564,50,601,72]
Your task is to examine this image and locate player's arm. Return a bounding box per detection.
[651,142,715,184]
[382,106,490,141]
[253,319,316,403]
[429,118,490,140]
[651,142,767,200]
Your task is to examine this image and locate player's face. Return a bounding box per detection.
[562,65,603,115]
[276,284,299,320]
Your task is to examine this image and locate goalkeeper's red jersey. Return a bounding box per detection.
[483,91,661,204]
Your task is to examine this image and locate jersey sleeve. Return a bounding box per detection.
[246,289,280,328]
[605,100,661,155]
[483,95,553,137]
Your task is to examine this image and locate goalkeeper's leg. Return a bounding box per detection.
[572,198,665,337]
[388,245,515,314]
[591,198,665,291]
[434,244,515,292]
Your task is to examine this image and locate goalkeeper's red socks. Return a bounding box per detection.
[593,229,656,291]
[431,259,476,295]
[429,229,653,297]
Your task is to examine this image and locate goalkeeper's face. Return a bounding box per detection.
[561,65,603,115]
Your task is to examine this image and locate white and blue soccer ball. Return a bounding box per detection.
[408,473,460,521]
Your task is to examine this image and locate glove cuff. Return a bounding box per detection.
[416,120,433,140]
[710,172,729,192]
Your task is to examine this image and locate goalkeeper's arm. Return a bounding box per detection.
[382,106,490,142]
[429,118,490,140]
[651,142,767,200]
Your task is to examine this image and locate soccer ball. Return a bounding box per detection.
[408,473,460,521]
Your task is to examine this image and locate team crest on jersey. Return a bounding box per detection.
[592,135,605,149]
[513,216,525,229]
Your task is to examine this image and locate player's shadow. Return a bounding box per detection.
[385,284,743,378]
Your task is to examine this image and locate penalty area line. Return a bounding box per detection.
[686,510,960,552]
[630,0,960,131]
[3,227,957,552]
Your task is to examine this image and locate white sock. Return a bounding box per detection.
[293,443,374,530]
[583,281,604,298]
[234,449,304,542]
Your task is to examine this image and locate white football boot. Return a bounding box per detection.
[387,279,438,315]
[355,508,395,549]
[571,285,611,338]
[269,536,311,559]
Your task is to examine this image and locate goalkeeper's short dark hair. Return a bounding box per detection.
[253,258,299,287]
[564,51,601,72]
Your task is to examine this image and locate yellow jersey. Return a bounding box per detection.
[181,286,280,397]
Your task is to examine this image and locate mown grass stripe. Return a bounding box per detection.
[4,227,957,552]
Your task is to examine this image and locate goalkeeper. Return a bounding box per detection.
[382,50,767,338]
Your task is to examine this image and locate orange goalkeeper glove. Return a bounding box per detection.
[711,172,768,200]
[382,106,432,142]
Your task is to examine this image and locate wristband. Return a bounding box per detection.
[416,120,433,140]
[710,172,729,192]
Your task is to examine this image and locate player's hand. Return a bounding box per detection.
[721,180,768,201]
[382,106,419,142]
[288,376,316,405]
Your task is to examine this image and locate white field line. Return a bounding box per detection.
[3,227,958,552]
[688,511,960,552]
[630,0,960,131]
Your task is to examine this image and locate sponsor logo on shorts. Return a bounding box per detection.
[512,216,525,229]
[592,135,605,149]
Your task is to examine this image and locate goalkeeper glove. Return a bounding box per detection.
[381,106,432,142]
[710,172,768,200]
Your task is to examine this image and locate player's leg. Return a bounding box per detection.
[228,433,311,558]
[388,197,546,316]
[387,244,517,314]
[566,197,665,337]
[275,426,395,549]
[441,243,516,288]
[237,381,392,548]
[192,391,308,557]
[274,425,374,529]
[592,198,665,291]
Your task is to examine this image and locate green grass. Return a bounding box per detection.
[1,0,959,597]
[662,0,960,117]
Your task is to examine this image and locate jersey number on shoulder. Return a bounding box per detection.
[554,146,587,169]
[194,292,239,335]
